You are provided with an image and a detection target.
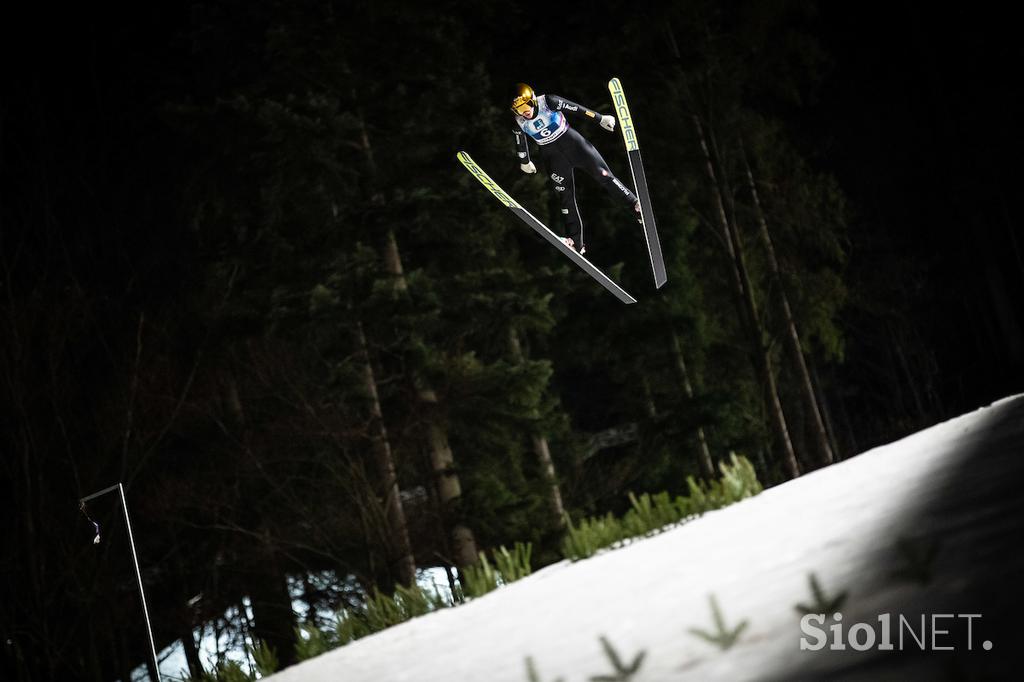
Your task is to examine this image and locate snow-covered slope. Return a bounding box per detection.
[265,395,1024,682]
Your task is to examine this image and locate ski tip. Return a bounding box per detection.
[456,150,477,170]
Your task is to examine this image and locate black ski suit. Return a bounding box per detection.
[513,94,637,252]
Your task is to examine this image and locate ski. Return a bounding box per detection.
[457,151,637,305]
[608,77,667,289]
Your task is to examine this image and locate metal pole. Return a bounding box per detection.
[80,483,162,682]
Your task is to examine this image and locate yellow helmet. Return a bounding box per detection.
[510,83,537,115]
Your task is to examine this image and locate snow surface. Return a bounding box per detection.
[264,395,1024,682]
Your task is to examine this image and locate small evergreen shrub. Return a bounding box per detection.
[335,606,372,646]
[493,542,533,583]
[622,491,685,538]
[365,583,443,629]
[461,552,500,597]
[561,512,625,561]
[187,640,278,681]
[295,622,334,661]
[199,660,251,682]
[562,454,762,561]
[293,580,453,664]
[248,640,278,677]
[461,542,534,597]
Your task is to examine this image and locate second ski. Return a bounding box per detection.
[609,77,667,289]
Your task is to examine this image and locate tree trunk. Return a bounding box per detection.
[180,626,204,680]
[508,328,565,527]
[354,318,416,588]
[640,371,658,419]
[836,387,860,457]
[353,114,417,579]
[420,387,479,567]
[807,355,842,461]
[984,258,1024,366]
[383,229,407,294]
[248,553,297,668]
[669,330,715,478]
[890,323,928,423]
[740,143,835,468]
[357,106,479,567]
[175,551,205,679]
[689,105,801,479]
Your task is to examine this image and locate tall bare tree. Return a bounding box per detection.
[354,318,417,587]
[357,110,479,568]
[669,329,716,478]
[509,327,566,526]
[689,102,801,479]
[740,142,835,468]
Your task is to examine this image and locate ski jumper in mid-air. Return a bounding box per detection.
[510,83,640,254]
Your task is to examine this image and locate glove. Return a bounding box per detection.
[600,115,616,132]
[520,161,537,174]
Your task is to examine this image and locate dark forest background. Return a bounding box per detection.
[2,1,1022,680]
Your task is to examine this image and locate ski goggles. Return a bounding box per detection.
[512,97,534,116]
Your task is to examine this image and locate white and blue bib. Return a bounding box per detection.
[514,95,569,145]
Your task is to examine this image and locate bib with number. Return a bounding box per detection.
[514,95,568,145]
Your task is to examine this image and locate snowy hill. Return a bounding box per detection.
[265,395,1024,682]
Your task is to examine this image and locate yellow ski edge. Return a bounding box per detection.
[456,151,522,209]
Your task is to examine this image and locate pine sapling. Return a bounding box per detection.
[336,607,371,645]
[394,583,438,619]
[560,455,762,562]
[248,639,279,676]
[364,588,405,631]
[562,512,624,560]
[685,475,710,513]
[461,551,500,597]
[494,542,533,583]
[202,659,251,682]
[624,491,681,537]
[295,622,335,660]
[718,453,763,501]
